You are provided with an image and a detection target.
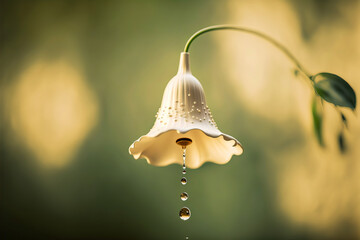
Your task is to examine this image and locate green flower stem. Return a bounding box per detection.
[184,25,311,78]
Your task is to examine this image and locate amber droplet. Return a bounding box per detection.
[180,192,189,201]
[181,177,187,185]
[179,207,191,220]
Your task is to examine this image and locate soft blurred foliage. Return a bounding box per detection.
[0,0,359,239]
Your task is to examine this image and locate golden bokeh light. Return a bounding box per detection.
[218,0,307,122]
[221,0,360,236]
[10,59,98,167]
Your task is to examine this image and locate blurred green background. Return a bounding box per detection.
[1,0,360,239]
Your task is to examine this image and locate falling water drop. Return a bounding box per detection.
[182,148,186,174]
[179,207,191,221]
[180,192,188,201]
[182,148,186,170]
[176,140,192,230]
[181,177,187,185]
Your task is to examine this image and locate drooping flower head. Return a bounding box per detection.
[129,52,243,169]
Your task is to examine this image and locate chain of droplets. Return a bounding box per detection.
[179,147,191,223]
[179,147,190,239]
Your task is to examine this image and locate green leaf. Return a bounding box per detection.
[338,131,346,153]
[313,72,356,110]
[312,96,324,146]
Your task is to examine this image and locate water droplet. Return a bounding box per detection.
[180,192,189,201]
[182,170,186,174]
[188,93,191,97]
[179,207,191,221]
[185,237,189,239]
[181,177,187,185]
[193,101,196,104]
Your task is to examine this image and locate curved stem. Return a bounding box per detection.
[184,25,311,78]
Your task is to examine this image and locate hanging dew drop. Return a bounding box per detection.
[181,177,187,185]
[180,192,188,201]
[182,170,186,174]
[179,207,191,221]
